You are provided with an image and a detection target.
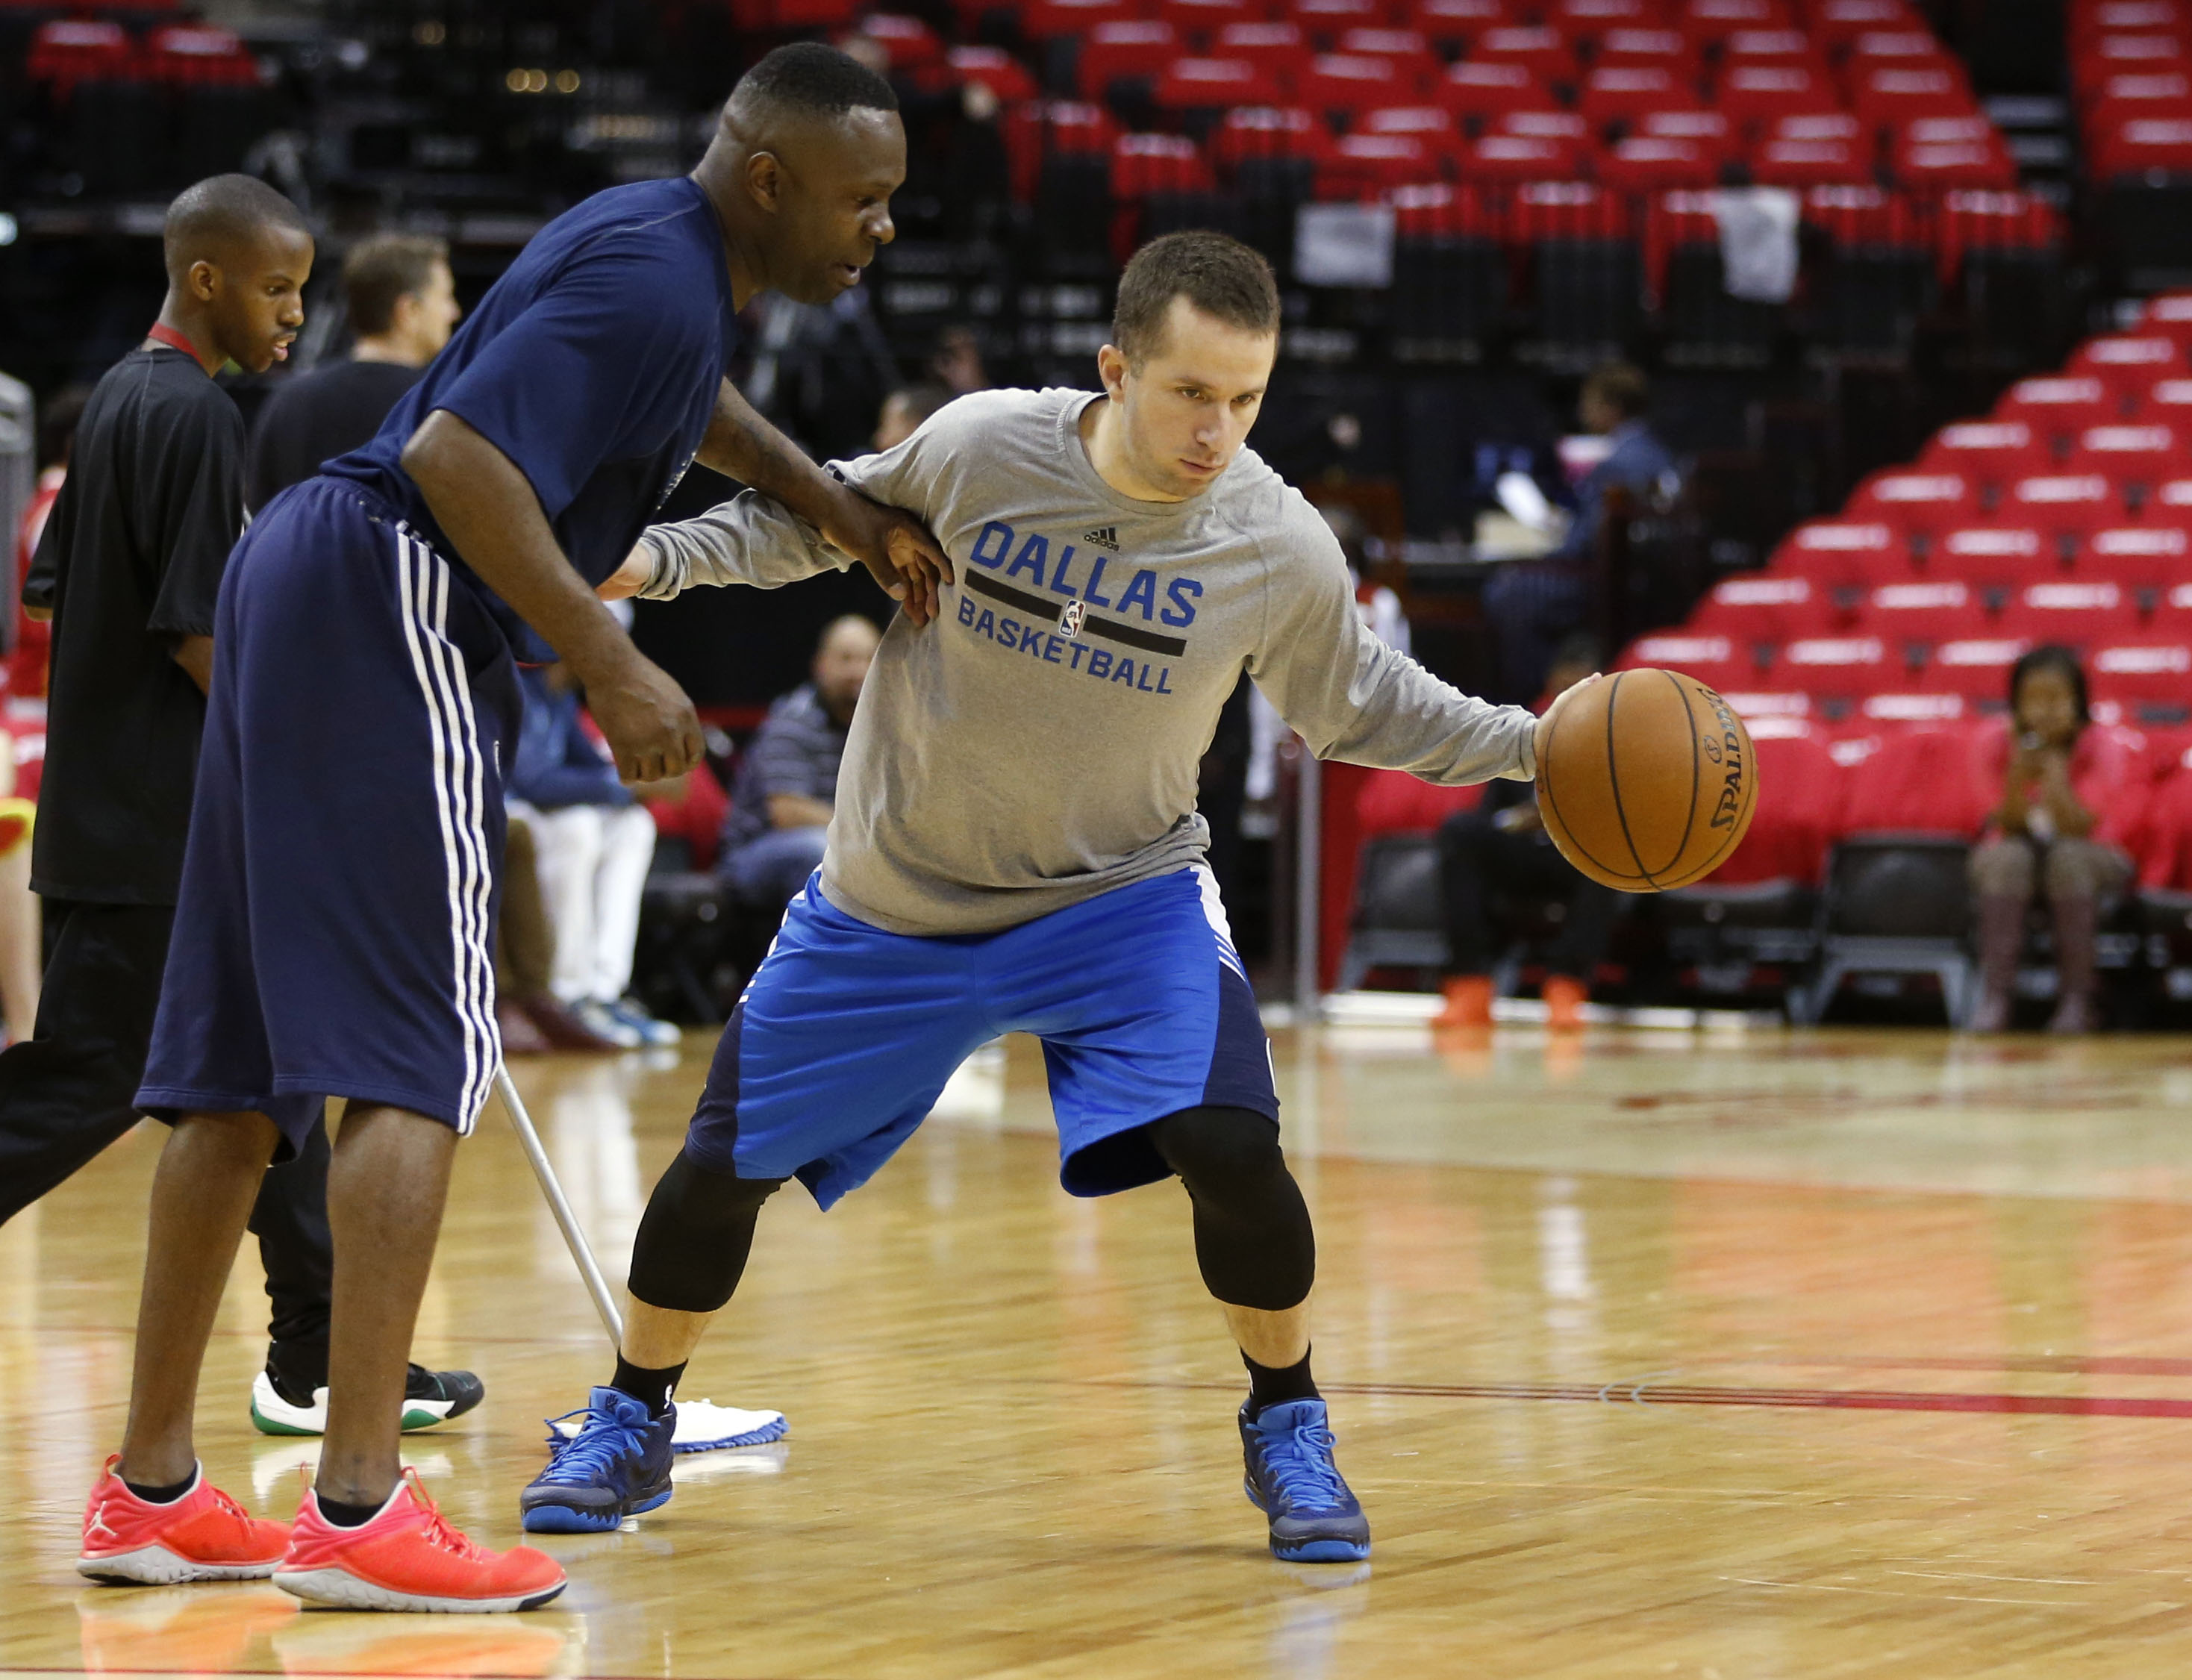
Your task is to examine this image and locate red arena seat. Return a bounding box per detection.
[1994,375,2120,449]
[2069,422,2188,489]
[1718,65,1843,120]
[1414,0,1510,49]
[1214,103,1335,163]
[1155,56,1287,108]
[1918,635,2031,704]
[1078,21,1182,97]
[1599,134,1721,187]
[1599,28,1698,69]
[1750,137,1871,187]
[2004,473,2120,541]
[1846,470,1979,540]
[1859,580,1981,653]
[1215,20,1317,84]
[1320,131,1443,193]
[1999,578,2141,647]
[1928,526,2051,599]
[1773,635,1894,706]
[1302,51,1417,109]
[1470,25,1579,78]
[1621,632,1757,692]
[2071,334,2190,390]
[1437,59,1549,119]
[1689,573,1839,644]
[1770,519,1914,586]
[2079,524,2192,592]
[1637,107,1735,149]
[2090,638,2192,718]
[1461,131,1584,178]
[1919,419,2049,486]
[1850,66,1975,126]
[1581,66,1693,123]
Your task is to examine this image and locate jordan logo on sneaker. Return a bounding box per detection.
[87,1503,119,1542]
[1083,526,1120,552]
[1058,599,1088,640]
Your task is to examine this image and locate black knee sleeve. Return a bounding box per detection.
[626,1147,784,1314]
[1150,1105,1314,1312]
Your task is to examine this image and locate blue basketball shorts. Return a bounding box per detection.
[137,478,518,1158]
[685,866,1278,1208]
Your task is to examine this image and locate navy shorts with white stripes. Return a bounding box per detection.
[137,478,516,1158]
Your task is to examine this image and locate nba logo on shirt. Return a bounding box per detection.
[1058,600,1087,640]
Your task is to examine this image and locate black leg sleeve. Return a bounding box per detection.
[1149,1105,1314,1312]
[626,1146,785,1314]
[252,1114,334,1389]
[0,902,173,1228]
[1546,877,1623,981]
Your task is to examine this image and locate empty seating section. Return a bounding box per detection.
[952,0,2059,318]
[1606,302,2192,906]
[2076,0,2192,182]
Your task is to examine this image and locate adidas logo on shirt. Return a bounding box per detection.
[1083,525,1120,552]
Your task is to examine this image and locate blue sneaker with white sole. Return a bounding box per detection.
[1239,1398,1372,1563]
[519,1387,675,1534]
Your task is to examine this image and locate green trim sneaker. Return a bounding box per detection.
[250,1363,487,1437]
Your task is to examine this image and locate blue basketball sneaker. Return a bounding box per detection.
[519,1387,675,1534]
[1239,1398,1372,1563]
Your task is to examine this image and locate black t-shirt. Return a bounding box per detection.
[246,357,423,511]
[25,345,244,905]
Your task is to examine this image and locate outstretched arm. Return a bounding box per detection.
[1252,519,1545,786]
[404,410,703,784]
[700,378,952,624]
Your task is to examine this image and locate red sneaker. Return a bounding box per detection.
[78,1457,292,1584]
[275,1471,566,1613]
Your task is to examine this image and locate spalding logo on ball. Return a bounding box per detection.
[1536,669,1759,892]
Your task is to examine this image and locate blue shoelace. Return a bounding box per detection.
[1258,1414,1349,1513]
[537,1403,650,1486]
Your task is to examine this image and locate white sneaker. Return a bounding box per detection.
[570,998,642,1049]
[607,997,680,1048]
[549,1396,787,1455]
[252,1365,484,1436]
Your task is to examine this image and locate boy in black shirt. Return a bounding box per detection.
[0,175,478,1446]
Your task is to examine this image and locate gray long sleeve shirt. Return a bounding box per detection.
[640,386,1537,937]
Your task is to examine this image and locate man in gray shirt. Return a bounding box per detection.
[529,232,1581,1564]
[719,613,878,909]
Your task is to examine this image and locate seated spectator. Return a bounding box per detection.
[1968,646,2142,1034]
[874,382,952,454]
[493,814,622,1055]
[1431,637,1619,1034]
[508,663,677,1049]
[720,615,880,911]
[1481,363,1676,702]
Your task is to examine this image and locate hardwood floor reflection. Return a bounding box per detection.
[8,1024,2192,1676]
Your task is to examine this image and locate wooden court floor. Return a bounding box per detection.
[9,1022,2192,1677]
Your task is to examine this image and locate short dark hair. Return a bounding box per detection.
[163,173,308,284]
[1112,231,1280,366]
[2010,643,2090,729]
[1582,361,1649,421]
[343,234,449,337]
[731,43,899,120]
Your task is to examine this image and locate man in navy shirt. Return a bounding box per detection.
[89,45,946,1613]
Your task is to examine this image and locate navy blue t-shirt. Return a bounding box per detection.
[325,176,740,634]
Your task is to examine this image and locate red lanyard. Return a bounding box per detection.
[146,322,204,363]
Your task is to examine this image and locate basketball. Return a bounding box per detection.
[1536,669,1759,893]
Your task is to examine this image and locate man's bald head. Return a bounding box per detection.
[163,173,310,288]
[814,613,881,720]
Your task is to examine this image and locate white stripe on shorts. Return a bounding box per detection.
[1192,864,1251,984]
[393,525,500,1131]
